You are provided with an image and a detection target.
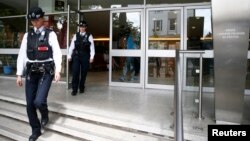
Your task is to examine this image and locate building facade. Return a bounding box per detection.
[0,0,249,94]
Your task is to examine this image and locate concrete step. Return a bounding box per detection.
[0,135,14,141]
[0,94,172,137]
[0,115,81,141]
[0,100,171,141]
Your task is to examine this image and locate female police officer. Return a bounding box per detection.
[68,20,95,96]
[16,7,62,141]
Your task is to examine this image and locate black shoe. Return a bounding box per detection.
[29,132,41,141]
[79,89,85,93]
[41,117,49,128]
[71,91,77,96]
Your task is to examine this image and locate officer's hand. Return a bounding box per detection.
[16,76,23,87]
[54,72,61,82]
[89,59,94,63]
[68,58,72,62]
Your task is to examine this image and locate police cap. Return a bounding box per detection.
[27,7,45,20]
[78,20,88,27]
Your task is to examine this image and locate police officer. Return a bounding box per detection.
[16,7,62,141]
[68,20,95,96]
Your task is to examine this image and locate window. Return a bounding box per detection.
[154,20,162,32]
[168,18,176,34]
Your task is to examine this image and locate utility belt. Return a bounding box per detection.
[26,61,55,75]
[73,49,90,56]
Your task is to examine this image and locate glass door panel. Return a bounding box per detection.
[146,8,183,89]
[110,10,144,87]
[183,6,214,92]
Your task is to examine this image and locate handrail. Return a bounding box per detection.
[174,49,205,141]
[179,50,205,119]
[66,5,70,89]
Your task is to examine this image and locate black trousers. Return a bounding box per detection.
[25,71,53,134]
[71,54,90,93]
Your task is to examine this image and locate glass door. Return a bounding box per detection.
[110,9,144,87]
[146,7,183,89]
[183,6,214,92]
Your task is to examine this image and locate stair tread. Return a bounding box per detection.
[0,100,170,141]
[0,116,80,141]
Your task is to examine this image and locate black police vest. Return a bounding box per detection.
[27,29,53,60]
[74,32,91,56]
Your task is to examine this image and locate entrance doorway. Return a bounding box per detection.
[108,5,213,90]
[68,11,110,87]
[75,5,213,90]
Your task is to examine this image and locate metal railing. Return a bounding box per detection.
[66,5,70,89]
[174,49,205,141]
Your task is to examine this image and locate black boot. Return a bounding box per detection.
[29,132,41,141]
[41,117,49,128]
[71,91,77,96]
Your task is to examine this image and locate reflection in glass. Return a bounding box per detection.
[148,57,175,85]
[0,3,26,16]
[112,12,141,50]
[146,0,210,4]
[29,0,68,13]
[148,10,181,50]
[80,0,143,10]
[0,17,26,48]
[187,9,213,50]
[0,54,17,76]
[112,56,140,83]
[186,58,214,87]
[246,60,250,89]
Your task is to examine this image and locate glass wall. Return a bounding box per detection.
[110,10,142,86]
[0,2,26,16]
[147,0,211,5]
[146,8,182,88]
[148,10,181,50]
[112,11,141,50]
[0,0,76,79]
[148,57,175,85]
[0,17,26,49]
[186,58,214,87]
[80,0,144,10]
[111,56,140,83]
[187,8,212,50]
[185,8,214,89]
[0,54,17,76]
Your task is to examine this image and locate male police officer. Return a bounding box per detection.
[16,7,62,141]
[68,20,95,95]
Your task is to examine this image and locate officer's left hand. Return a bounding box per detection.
[54,72,61,82]
[16,75,23,87]
[89,59,94,63]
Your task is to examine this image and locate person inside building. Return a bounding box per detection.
[16,6,62,141]
[68,20,95,96]
[120,27,138,81]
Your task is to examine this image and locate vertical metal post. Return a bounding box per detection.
[198,53,203,120]
[66,4,70,89]
[77,0,81,31]
[174,49,184,141]
[26,0,30,32]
